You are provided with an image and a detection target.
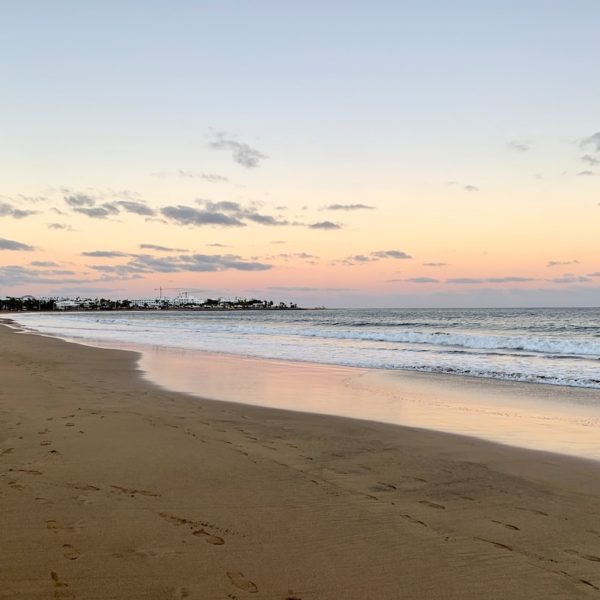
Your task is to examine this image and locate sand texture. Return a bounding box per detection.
[2,323,600,599]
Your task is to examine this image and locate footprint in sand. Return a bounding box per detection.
[47,520,59,531]
[9,468,42,475]
[111,485,160,498]
[227,571,258,593]
[47,519,85,534]
[579,579,600,591]
[62,544,80,560]
[400,514,427,527]
[418,500,446,510]
[67,483,100,492]
[192,528,225,545]
[565,549,600,562]
[1,447,15,456]
[50,571,74,599]
[491,519,520,531]
[474,537,513,552]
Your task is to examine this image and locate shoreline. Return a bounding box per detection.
[2,323,600,598]
[7,317,600,462]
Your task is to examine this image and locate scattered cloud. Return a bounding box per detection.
[81,251,130,258]
[448,181,480,192]
[139,244,188,252]
[372,250,412,259]
[64,192,155,219]
[115,200,155,216]
[400,277,440,283]
[486,277,536,283]
[90,253,273,275]
[547,260,579,267]
[64,193,95,208]
[345,254,376,263]
[321,204,375,211]
[581,132,600,153]
[577,170,596,176]
[268,286,359,292]
[582,154,600,167]
[47,222,73,230]
[309,221,342,230]
[0,202,37,219]
[508,140,530,152]
[0,265,101,287]
[16,194,47,203]
[589,272,600,277]
[447,277,535,284]
[160,205,245,227]
[201,200,242,212]
[197,199,290,226]
[0,238,34,251]
[73,204,120,219]
[207,243,231,248]
[30,261,59,267]
[548,276,592,284]
[208,131,267,168]
[244,212,289,226]
[423,262,449,267]
[269,252,319,264]
[338,249,413,266]
[176,170,229,183]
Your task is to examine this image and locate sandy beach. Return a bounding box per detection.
[2,322,600,599]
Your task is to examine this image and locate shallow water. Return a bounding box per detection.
[11,308,600,388]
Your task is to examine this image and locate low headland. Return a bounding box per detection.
[0,294,301,312]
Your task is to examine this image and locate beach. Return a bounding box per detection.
[2,323,600,599]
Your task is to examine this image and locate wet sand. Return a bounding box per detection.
[2,323,600,599]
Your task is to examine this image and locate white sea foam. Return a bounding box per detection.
[10,308,600,390]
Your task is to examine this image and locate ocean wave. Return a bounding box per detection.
[9,310,600,390]
[132,321,600,357]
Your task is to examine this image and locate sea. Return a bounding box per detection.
[10,307,600,389]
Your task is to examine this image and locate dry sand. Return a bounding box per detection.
[2,322,600,599]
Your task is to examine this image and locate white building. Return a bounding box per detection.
[56,300,81,310]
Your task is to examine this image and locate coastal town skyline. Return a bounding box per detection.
[1,2,599,307]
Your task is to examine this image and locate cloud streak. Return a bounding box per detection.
[447,277,535,284]
[89,253,273,275]
[0,238,34,251]
[508,140,530,152]
[161,205,245,227]
[208,132,267,168]
[322,204,375,211]
[547,260,579,267]
[0,202,37,219]
[581,132,600,153]
[140,244,188,252]
[309,221,342,230]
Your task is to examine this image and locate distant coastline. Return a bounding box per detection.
[0,294,304,312]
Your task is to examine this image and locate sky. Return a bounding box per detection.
[1,1,599,307]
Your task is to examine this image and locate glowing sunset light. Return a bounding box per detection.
[1,2,598,307]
